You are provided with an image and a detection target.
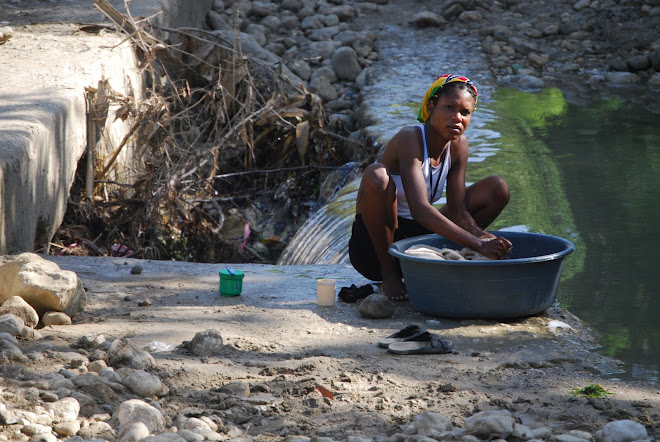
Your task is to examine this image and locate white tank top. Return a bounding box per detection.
[391,124,451,220]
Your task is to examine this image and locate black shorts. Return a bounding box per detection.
[348,214,432,281]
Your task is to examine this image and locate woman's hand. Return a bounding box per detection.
[478,236,513,260]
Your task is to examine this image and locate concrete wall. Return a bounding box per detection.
[0,0,212,254]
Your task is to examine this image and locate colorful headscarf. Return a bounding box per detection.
[416,74,479,123]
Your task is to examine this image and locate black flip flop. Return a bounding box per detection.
[387,331,454,355]
[377,325,425,348]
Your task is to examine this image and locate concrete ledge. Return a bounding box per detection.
[0,0,212,254]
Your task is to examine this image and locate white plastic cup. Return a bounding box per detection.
[316,279,336,306]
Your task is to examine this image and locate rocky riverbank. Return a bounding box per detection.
[0,254,658,441]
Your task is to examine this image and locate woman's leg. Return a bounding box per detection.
[354,163,408,301]
[462,175,510,229]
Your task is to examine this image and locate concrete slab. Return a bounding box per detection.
[0,0,211,254]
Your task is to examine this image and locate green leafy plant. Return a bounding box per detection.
[571,384,614,398]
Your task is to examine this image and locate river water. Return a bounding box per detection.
[278,25,660,383]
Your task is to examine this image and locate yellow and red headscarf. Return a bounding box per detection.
[416,74,479,123]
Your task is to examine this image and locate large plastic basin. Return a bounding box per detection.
[388,231,575,319]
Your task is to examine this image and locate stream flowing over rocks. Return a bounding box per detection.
[203,0,660,255]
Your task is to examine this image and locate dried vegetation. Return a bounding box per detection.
[52,0,377,263]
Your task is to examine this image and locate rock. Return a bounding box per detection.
[0,314,24,336]
[542,24,560,36]
[249,1,277,18]
[626,55,650,72]
[529,53,550,67]
[130,265,143,275]
[179,417,212,432]
[218,381,250,397]
[331,46,361,81]
[0,253,86,318]
[0,26,14,44]
[122,370,164,398]
[0,296,39,327]
[140,433,187,441]
[211,0,224,13]
[552,432,593,441]
[648,73,660,88]
[300,15,323,31]
[608,58,629,72]
[322,5,357,21]
[512,423,534,439]
[206,10,232,31]
[464,409,514,439]
[649,48,660,70]
[407,412,452,436]
[246,23,268,47]
[573,0,590,10]
[55,357,86,376]
[508,36,538,55]
[308,40,341,60]
[210,30,305,91]
[0,331,18,345]
[84,379,121,403]
[311,66,338,84]
[100,367,123,384]
[309,76,339,101]
[594,419,648,442]
[87,359,108,374]
[409,11,447,28]
[0,403,19,425]
[115,399,166,434]
[604,72,642,85]
[21,423,52,437]
[443,3,464,20]
[117,421,151,442]
[44,397,80,422]
[352,38,373,58]
[358,294,394,319]
[189,329,224,356]
[513,74,545,90]
[280,15,300,30]
[0,338,26,361]
[80,420,116,440]
[53,421,81,437]
[281,0,303,12]
[107,338,156,369]
[322,14,340,26]
[458,11,482,22]
[288,59,312,81]
[307,25,343,42]
[42,311,72,326]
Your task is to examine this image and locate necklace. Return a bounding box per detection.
[424,125,448,203]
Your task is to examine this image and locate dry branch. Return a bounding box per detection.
[55,1,376,263]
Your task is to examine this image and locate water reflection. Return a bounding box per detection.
[529,94,660,383]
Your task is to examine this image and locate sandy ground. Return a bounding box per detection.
[32,255,659,438]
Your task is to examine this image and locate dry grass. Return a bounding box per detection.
[52,0,377,263]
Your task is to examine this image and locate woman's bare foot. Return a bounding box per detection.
[381,273,408,301]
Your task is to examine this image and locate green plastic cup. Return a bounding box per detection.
[219,269,244,296]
